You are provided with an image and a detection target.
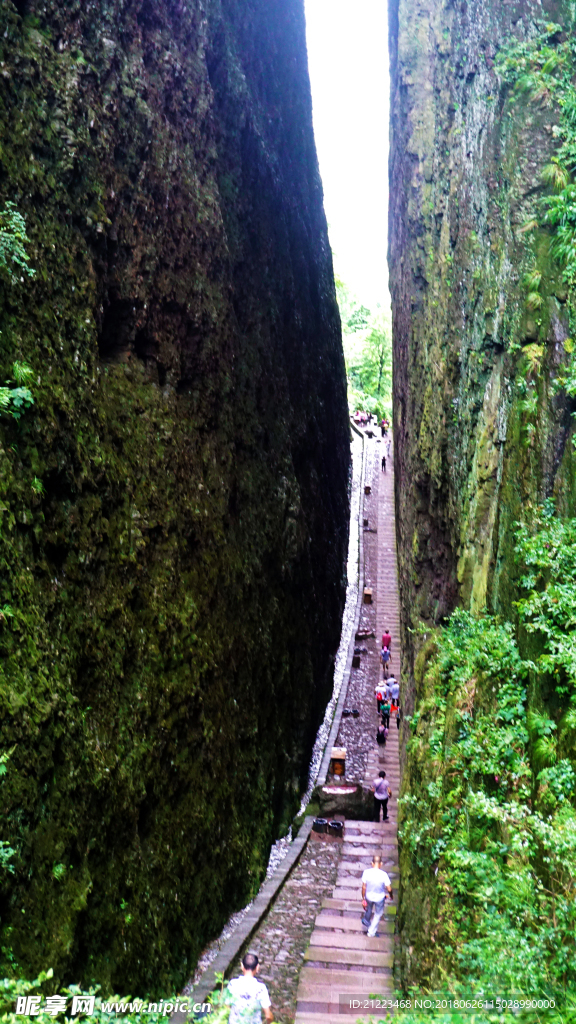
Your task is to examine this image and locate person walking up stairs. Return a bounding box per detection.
[294,437,401,1023]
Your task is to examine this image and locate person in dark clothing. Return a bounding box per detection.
[371,771,391,822]
[381,701,391,729]
[396,706,403,730]
[381,455,386,472]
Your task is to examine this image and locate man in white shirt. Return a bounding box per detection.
[226,952,273,1024]
[390,679,400,702]
[361,854,392,937]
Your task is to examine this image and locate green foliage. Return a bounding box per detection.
[0,971,236,1024]
[515,501,576,694]
[496,25,576,283]
[521,269,542,291]
[542,159,570,191]
[0,754,15,877]
[525,290,543,311]
[400,604,576,1011]
[0,203,35,281]
[335,275,392,418]
[0,364,34,420]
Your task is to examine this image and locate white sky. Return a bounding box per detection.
[304,0,389,309]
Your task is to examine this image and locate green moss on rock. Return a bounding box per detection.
[0,0,350,996]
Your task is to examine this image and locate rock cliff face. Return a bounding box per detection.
[0,0,350,994]
[389,0,576,693]
[390,0,576,993]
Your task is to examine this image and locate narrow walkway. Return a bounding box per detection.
[294,435,401,1022]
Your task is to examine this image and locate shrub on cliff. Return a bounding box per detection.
[0,203,35,282]
[399,599,576,1013]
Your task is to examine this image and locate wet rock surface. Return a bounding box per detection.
[388,0,576,997]
[0,0,349,994]
[389,0,576,708]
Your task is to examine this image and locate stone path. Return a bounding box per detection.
[294,434,401,1023]
[247,836,342,1023]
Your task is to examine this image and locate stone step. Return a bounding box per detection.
[366,752,400,758]
[340,839,398,850]
[338,860,397,872]
[322,897,397,915]
[315,913,394,934]
[341,845,397,857]
[337,871,397,885]
[299,965,391,983]
[342,834,396,845]
[334,889,397,904]
[364,771,400,778]
[298,966,392,995]
[366,750,400,756]
[304,945,393,968]
[345,821,392,830]
[310,931,393,952]
[339,855,398,866]
[333,888,397,903]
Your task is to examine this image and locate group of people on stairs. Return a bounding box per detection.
[224,468,401,1021]
[372,628,400,824]
[362,623,399,937]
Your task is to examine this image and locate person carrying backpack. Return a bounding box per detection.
[371,771,392,822]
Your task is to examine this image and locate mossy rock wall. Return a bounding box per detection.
[390,0,576,712]
[0,0,350,995]
[389,0,576,989]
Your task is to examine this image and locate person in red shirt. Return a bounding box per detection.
[382,630,392,651]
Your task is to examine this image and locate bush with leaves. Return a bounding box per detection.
[0,970,235,1023]
[515,500,576,695]
[496,23,576,283]
[0,362,34,420]
[399,606,576,1014]
[0,203,35,282]
[0,203,35,418]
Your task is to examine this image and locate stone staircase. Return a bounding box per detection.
[294,819,397,1023]
[294,443,401,1023]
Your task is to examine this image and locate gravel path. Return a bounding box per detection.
[233,835,341,1024]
